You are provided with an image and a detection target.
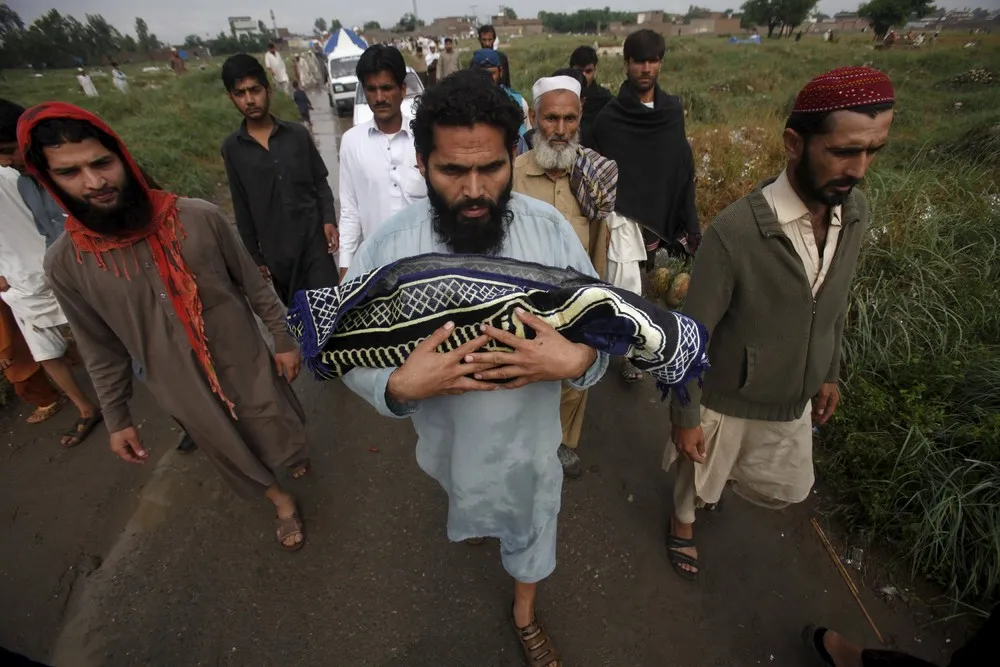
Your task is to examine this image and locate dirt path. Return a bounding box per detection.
[0,369,966,667]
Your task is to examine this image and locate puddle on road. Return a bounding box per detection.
[307,90,353,189]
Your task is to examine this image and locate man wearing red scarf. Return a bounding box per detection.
[19,103,311,551]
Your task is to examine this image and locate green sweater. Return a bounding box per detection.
[670,177,869,428]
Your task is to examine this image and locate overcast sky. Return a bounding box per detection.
[9,0,983,44]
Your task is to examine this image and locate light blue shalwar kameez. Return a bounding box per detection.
[342,193,609,583]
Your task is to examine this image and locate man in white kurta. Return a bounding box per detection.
[338,46,426,279]
[343,69,608,665]
[0,166,101,446]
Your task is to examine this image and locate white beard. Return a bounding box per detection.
[533,132,580,172]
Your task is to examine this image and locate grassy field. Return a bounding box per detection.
[2,35,1000,609]
[0,57,296,200]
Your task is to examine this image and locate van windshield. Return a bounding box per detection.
[329,56,360,79]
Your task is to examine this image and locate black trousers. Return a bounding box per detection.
[270,235,339,307]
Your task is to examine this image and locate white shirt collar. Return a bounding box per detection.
[366,114,413,138]
[770,168,842,227]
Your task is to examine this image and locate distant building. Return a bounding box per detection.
[610,15,741,37]
[228,16,258,39]
[489,16,545,38]
[426,16,476,35]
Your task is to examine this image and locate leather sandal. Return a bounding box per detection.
[666,534,699,581]
[513,608,561,667]
[275,510,305,552]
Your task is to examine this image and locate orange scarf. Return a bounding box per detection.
[18,102,235,417]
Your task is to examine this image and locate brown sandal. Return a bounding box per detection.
[27,400,63,424]
[275,511,305,552]
[290,458,310,480]
[513,611,561,667]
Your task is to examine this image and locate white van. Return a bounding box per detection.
[327,53,361,117]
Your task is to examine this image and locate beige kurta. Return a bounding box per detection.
[667,169,842,519]
[513,149,608,448]
[44,198,308,496]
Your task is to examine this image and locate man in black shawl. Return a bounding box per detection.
[591,29,700,267]
[569,46,613,150]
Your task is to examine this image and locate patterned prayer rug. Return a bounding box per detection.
[287,253,709,402]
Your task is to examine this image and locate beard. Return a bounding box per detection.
[427,175,513,256]
[794,149,860,207]
[627,72,656,94]
[533,131,579,172]
[59,171,152,236]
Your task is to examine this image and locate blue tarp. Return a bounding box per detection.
[323,28,367,56]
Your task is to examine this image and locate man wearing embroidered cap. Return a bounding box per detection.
[513,71,618,478]
[663,67,895,580]
[471,48,531,141]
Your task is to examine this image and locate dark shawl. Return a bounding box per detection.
[580,81,613,150]
[591,83,698,252]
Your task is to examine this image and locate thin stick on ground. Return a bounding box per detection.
[810,517,886,646]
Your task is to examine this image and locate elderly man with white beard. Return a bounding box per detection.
[513,72,618,478]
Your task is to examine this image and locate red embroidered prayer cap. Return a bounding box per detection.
[792,66,894,114]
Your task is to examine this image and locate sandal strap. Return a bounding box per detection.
[515,619,560,666]
[275,513,302,540]
[667,535,695,549]
[668,550,699,568]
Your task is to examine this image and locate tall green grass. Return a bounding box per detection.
[0,60,296,199]
[820,151,1000,607]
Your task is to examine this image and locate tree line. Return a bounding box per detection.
[0,6,285,70]
[0,7,164,69]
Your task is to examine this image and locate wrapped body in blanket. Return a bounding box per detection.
[287,253,709,403]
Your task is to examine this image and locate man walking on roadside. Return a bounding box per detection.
[663,67,895,580]
[591,29,700,383]
[0,162,101,447]
[264,43,291,95]
[513,73,617,479]
[569,46,613,149]
[338,45,425,280]
[342,70,608,666]
[20,102,312,551]
[474,24,511,88]
[413,44,428,86]
[0,297,62,425]
[471,49,530,141]
[221,54,339,305]
[437,37,460,80]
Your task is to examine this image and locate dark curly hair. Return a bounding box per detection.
[410,69,522,165]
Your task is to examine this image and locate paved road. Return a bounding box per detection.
[0,97,965,667]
